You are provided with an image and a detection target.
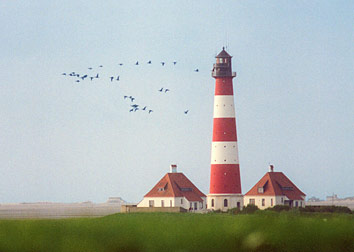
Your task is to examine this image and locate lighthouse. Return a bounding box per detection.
[207,48,243,211]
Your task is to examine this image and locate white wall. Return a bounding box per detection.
[137,197,207,211]
[244,195,305,209]
[207,194,243,211]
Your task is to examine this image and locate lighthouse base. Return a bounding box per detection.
[207,194,244,211]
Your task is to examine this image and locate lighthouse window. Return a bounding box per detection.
[219,58,223,63]
[224,199,228,207]
[211,199,214,207]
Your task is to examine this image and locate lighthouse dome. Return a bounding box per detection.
[216,47,232,58]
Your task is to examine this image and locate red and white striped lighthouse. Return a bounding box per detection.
[207,48,243,211]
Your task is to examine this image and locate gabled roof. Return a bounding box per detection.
[245,172,306,200]
[216,48,232,58]
[144,173,206,202]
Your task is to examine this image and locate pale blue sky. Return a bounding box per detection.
[0,1,353,203]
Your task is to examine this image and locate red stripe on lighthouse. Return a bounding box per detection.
[209,164,241,194]
[212,118,237,142]
[215,78,234,95]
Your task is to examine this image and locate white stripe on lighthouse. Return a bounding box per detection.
[213,95,236,118]
[211,141,239,164]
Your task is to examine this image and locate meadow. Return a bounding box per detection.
[0,212,353,252]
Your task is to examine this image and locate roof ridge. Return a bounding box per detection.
[166,173,177,197]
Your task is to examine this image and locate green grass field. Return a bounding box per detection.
[0,212,353,252]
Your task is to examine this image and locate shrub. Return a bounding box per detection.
[241,204,259,214]
[301,205,352,214]
[227,207,241,215]
[266,205,290,212]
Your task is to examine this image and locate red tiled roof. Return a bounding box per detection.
[245,172,306,200]
[144,173,206,202]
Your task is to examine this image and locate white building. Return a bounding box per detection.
[137,165,206,211]
[244,165,306,210]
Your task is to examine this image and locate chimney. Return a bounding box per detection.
[269,165,274,172]
[170,164,177,173]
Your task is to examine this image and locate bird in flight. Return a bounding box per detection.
[148,110,153,114]
[124,96,128,99]
[90,77,94,81]
[173,61,177,65]
[99,65,103,68]
[194,69,199,72]
[161,62,165,66]
[88,67,92,70]
[62,73,66,75]
[119,63,123,66]
[135,61,139,65]
[131,104,139,108]
[147,60,152,64]
[158,88,164,92]
[184,110,189,114]
[81,75,88,80]
[129,108,134,112]
[76,80,80,83]
[116,76,120,81]
[110,76,114,81]
[95,73,99,78]
[142,106,147,111]
[165,89,170,93]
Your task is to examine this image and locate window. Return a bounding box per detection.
[281,197,284,203]
[200,202,203,209]
[262,199,265,206]
[249,199,255,205]
[194,202,197,210]
[258,187,264,193]
[237,202,241,208]
[300,201,302,207]
[219,58,223,63]
[271,198,273,206]
[190,202,193,209]
[181,198,183,204]
[149,200,154,207]
[161,200,164,207]
[295,201,298,207]
[211,199,214,207]
[224,199,228,207]
[170,200,172,207]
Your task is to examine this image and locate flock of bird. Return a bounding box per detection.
[61,60,198,115]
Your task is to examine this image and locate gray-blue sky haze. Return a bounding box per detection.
[0,1,353,203]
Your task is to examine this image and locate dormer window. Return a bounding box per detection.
[282,187,293,191]
[158,188,164,192]
[219,58,223,63]
[258,187,264,193]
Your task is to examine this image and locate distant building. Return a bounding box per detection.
[106,197,126,204]
[137,165,206,211]
[244,165,306,209]
[306,195,354,210]
[307,196,321,202]
[326,194,339,201]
